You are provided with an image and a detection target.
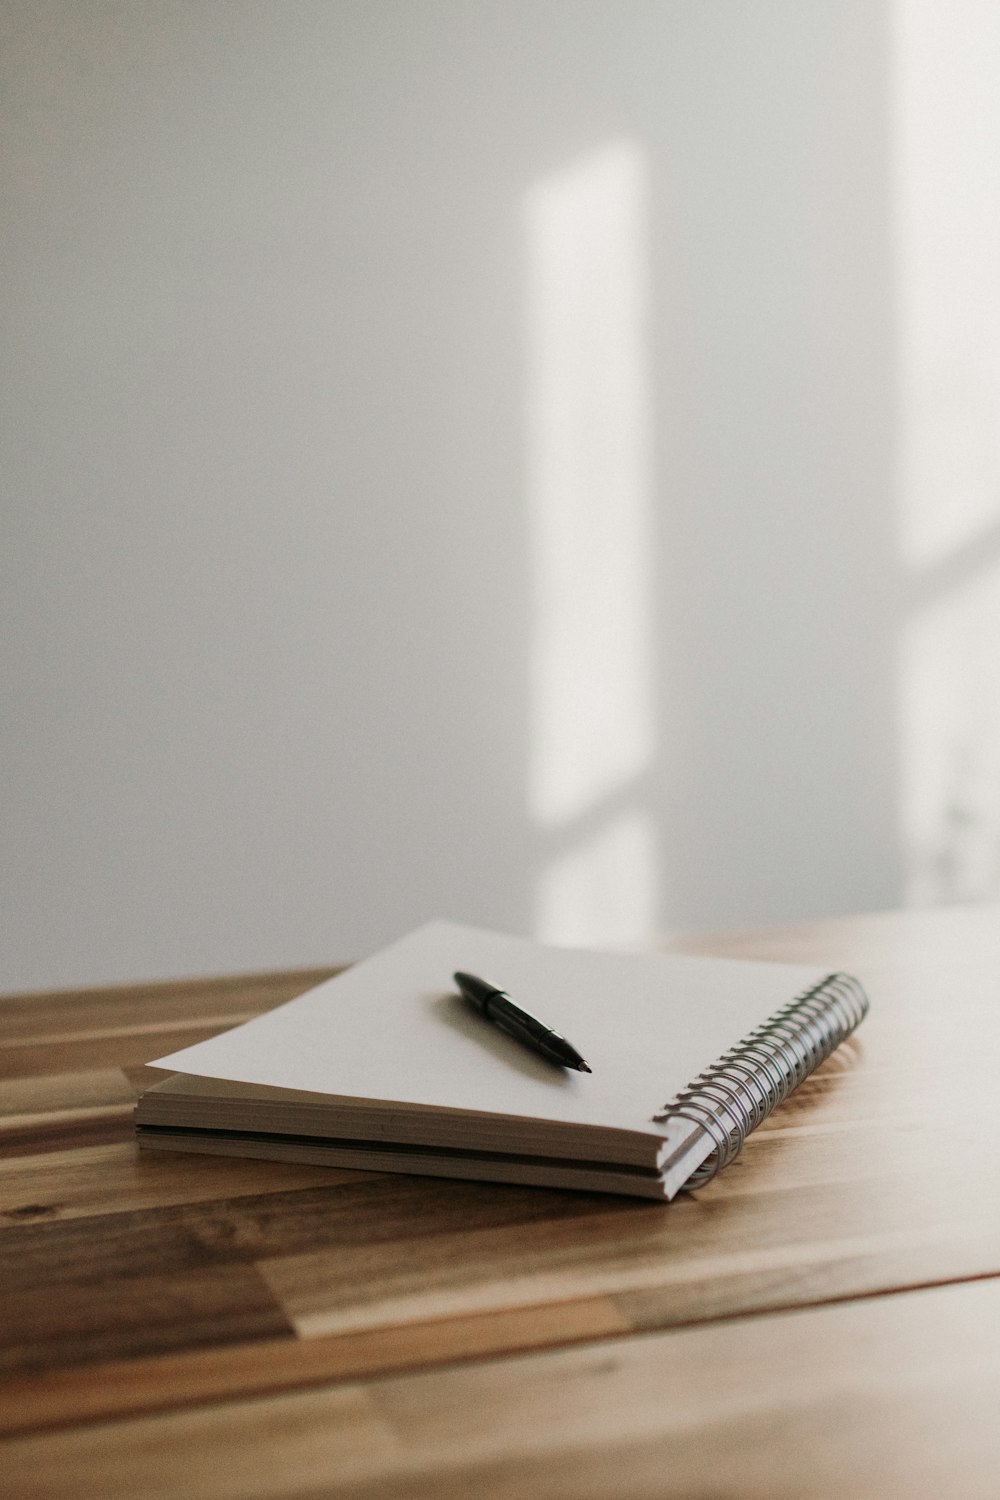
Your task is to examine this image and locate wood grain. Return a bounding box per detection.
[0,1144,354,1226]
[3,910,1000,1496]
[0,967,338,1081]
[6,1274,1000,1500]
[3,1297,631,1436]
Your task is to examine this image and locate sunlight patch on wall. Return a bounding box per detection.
[894,0,1000,572]
[525,139,653,831]
[894,2,1000,905]
[524,138,657,945]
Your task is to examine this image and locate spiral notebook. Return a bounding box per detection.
[135,920,869,1199]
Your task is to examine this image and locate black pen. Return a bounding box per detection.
[453,972,591,1072]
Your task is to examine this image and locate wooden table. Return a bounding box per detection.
[4,906,1000,1498]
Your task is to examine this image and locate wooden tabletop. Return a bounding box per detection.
[4,906,1000,1498]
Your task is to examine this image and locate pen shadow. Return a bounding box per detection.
[429,993,575,1089]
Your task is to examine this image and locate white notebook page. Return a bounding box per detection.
[149,921,830,1137]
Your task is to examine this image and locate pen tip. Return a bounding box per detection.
[578,1061,592,1073]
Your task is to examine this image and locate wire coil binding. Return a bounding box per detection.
[652,971,869,1189]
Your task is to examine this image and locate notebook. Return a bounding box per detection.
[135,920,869,1200]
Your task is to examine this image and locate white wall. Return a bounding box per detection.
[2,0,903,990]
[894,0,1000,907]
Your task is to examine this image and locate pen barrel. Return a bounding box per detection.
[453,972,588,1070]
[487,996,581,1068]
[454,972,506,1017]
[488,994,555,1045]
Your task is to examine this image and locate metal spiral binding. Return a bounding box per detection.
[652,971,869,1189]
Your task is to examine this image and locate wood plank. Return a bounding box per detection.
[0,1108,137,1158]
[0,967,338,1079]
[0,1027,259,1080]
[0,1176,622,1385]
[2,1298,630,1437]
[4,1384,393,1500]
[0,1066,143,1157]
[6,1275,1000,1500]
[0,1175,614,1286]
[661,901,1000,974]
[0,1068,138,1119]
[0,1144,359,1226]
[0,968,338,1039]
[258,1156,1000,1341]
[0,1262,293,1372]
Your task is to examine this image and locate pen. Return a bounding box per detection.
[453,971,591,1072]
